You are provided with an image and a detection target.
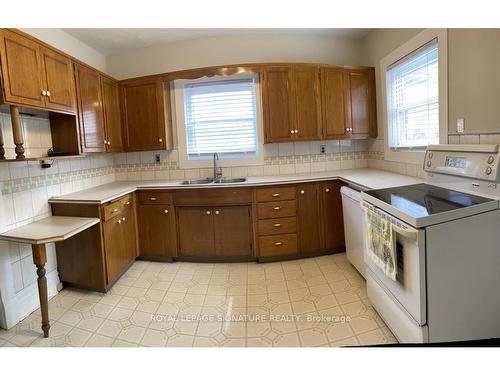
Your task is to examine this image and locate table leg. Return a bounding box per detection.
[31,244,50,338]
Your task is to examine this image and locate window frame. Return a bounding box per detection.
[172,73,264,169]
[380,29,448,164]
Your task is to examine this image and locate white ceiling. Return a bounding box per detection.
[62,28,371,55]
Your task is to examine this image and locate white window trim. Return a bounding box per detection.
[172,74,264,169]
[380,28,448,165]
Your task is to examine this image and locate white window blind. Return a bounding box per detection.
[387,39,439,150]
[183,77,258,157]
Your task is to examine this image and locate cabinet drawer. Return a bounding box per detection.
[137,191,172,205]
[258,217,297,236]
[103,194,133,221]
[256,186,296,202]
[259,234,298,257]
[257,200,296,219]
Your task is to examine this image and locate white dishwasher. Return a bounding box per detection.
[340,186,366,278]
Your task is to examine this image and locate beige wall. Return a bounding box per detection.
[21,28,108,73]
[107,33,366,79]
[448,28,500,133]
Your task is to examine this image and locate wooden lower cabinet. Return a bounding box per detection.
[213,206,252,257]
[297,183,322,254]
[103,203,137,284]
[138,204,176,259]
[320,181,346,250]
[177,205,252,258]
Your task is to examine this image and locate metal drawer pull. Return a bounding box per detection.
[272,193,280,197]
[125,201,131,205]
[300,190,305,195]
[206,210,211,215]
[273,223,282,227]
[149,197,158,201]
[112,208,118,213]
[164,209,169,214]
[273,206,281,211]
[215,210,220,215]
[274,242,283,246]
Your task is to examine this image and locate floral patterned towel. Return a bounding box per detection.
[364,208,397,281]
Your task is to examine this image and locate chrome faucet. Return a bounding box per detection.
[213,152,223,180]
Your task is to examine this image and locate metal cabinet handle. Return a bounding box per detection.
[149,197,158,201]
[274,242,283,246]
[46,91,51,97]
[41,90,47,96]
[215,210,220,215]
[206,210,211,215]
[118,219,122,224]
[295,130,299,134]
[107,141,111,145]
[290,130,294,134]
[159,138,163,142]
[103,140,107,145]
[273,206,281,211]
[125,201,131,205]
[122,217,126,222]
[164,209,169,214]
[325,188,330,193]
[300,190,305,195]
[273,223,282,227]
[112,208,118,213]
[272,193,280,197]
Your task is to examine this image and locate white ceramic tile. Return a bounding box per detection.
[9,162,29,179]
[278,143,294,157]
[294,142,310,156]
[13,191,34,222]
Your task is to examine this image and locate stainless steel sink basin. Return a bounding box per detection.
[180,178,214,185]
[214,177,247,184]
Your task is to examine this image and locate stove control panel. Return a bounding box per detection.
[424,145,500,182]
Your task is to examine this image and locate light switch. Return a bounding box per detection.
[457,118,465,133]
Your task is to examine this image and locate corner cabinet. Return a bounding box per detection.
[0,29,76,113]
[120,77,173,152]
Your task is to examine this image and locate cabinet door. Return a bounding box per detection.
[138,204,176,258]
[101,76,123,152]
[0,30,44,107]
[320,181,345,250]
[297,184,322,253]
[213,206,252,257]
[293,66,321,140]
[262,67,294,143]
[321,68,347,138]
[177,207,215,257]
[103,215,125,283]
[74,63,106,152]
[345,68,377,138]
[121,78,166,151]
[40,47,76,113]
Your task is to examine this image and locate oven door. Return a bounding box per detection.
[362,201,427,325]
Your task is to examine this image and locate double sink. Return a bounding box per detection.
[180,177,247,185]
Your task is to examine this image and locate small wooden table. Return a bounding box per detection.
[0,216,100,338]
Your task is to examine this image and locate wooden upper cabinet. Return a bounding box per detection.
[0,29,45,107]
[100,76,123,153]
[40,47,76,113]
[74,63,106,152]
[262,67,294,143]
[292,66,322,140]
[321,68,347,138]
[121,77,169,151]
[345,68,377,138]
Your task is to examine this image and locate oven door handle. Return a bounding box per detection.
[362,201,419,241]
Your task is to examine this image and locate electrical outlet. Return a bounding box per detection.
[320,144,326,154]
[155,154,161,163]
[457,118,465,133]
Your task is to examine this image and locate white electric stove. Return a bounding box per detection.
[360,144,500,344]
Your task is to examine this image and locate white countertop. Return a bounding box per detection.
[0,216,101,245]
[48,168,423,205]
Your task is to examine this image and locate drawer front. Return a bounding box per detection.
[256,186,296,202]
[257,200,296,219]
[137,191,172,205]
[259,233,298,257]
[103,194,133,221]
[258,217,297,236]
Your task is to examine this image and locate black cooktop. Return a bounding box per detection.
[365,183,494,218]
